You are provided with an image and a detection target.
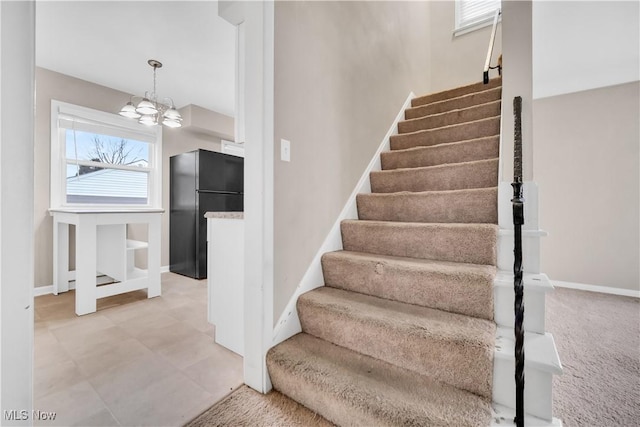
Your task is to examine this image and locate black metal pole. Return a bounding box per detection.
[512,96,525,427]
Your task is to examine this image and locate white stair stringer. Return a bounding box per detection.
[492,403,563,427]
[493,181,563,422]
[497,228,548,273]
[494,271,554,334]
[493,327,563,422]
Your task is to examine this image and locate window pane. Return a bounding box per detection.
[457,0,500,29]
[66,166,148,205]
[65,129,149,167]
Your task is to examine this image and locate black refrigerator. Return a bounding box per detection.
[170,149,243,279]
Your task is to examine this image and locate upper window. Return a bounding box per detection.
[51,101,162,209]
[455,0,501,36]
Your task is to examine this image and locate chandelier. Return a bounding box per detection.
[119,59,183,128]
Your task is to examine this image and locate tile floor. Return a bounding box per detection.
[34,272,244,427]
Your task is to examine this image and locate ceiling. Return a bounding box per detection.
[36,1,236,117]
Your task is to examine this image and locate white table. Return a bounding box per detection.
[50,209,163,315]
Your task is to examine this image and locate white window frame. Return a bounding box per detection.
[454,0,501,37]
[50,100,163,209]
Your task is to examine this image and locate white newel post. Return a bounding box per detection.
[492,2,563,423]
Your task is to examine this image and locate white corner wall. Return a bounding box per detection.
[0,1,35,423]
[533,1,640,100]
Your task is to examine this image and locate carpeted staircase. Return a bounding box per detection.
[267,78,502,426]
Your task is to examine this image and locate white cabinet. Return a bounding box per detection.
[207,214,244,356]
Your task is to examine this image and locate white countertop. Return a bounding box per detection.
[49,208,164,214]
[205,211,244,219]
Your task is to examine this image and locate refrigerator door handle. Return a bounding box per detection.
[196,190,243,195]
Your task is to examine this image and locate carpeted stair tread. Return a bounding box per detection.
[298,287,495,398]
[406,87,502,120]
[381,136,499,170]
[267,333,493,427]
[398,100,501,134]
[341,220,498,265]
[357,187,498,224]
[411,77,502,108]
[321,250,496,320]
[370,158,498,193]
[390,116,500,151]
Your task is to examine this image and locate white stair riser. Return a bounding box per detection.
[494,286,546,333]
[493,358,554,421]
[498,234,541,272]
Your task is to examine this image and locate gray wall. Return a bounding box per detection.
[533,82,640,291]
[34,67,222,287]
[272,1,431,323]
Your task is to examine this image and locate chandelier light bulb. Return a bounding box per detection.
[138,114,157,126]
[164,106,182,119]
[119,102,141,119]
[162,116,182,128]
[162,105,182,128]
[136,98,158,115]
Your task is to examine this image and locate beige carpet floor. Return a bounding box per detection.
[547,287,640,427]
[185,385,334,427]
[188,287,639,427]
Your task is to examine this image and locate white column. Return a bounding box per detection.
[501,0,533,182]
[219,0,275,393]
[0,0,35,423]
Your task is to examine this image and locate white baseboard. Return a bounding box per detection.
[34,286,54,297]
[552,280,639,298]
[34,266,171,297]
[270,92,415,347]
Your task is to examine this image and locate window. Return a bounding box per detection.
[455,0,501,36]
[51,101,162,209]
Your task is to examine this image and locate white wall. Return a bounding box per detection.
[0,1,35,423]
[533,1,640,99]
